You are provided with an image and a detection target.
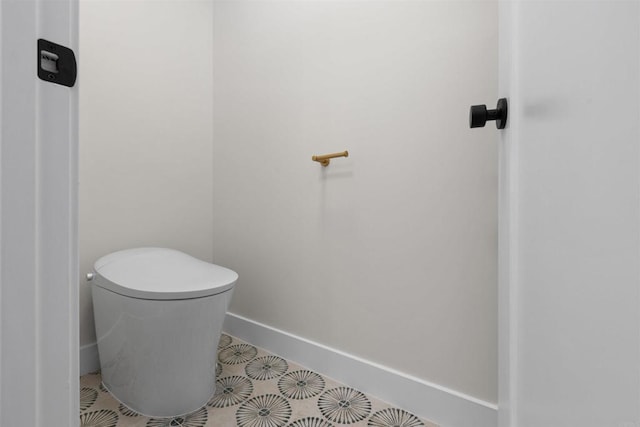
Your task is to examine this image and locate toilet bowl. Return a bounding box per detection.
[91,247,237,418]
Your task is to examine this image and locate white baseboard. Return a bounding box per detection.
[223,312,498,427]
[80,342,100,375]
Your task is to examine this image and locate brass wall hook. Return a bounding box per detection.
[312,150,349,167]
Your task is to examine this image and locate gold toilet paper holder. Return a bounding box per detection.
[312,150,349,167]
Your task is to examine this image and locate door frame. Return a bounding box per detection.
[497,1,640,425]
[0,0,79,425]
[498,1,516,425]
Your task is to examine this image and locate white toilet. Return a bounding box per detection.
[91,247,237,418]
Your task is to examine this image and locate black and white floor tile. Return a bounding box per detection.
[79,334,437,427]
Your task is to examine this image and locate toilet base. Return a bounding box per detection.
[92,285,234,417]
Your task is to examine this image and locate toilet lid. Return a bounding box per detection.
[93,248,238,300]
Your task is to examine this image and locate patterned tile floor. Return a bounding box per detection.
[80,334,437,427]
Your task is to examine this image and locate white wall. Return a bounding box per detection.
[79,0,214,347]
[213,0,498,403]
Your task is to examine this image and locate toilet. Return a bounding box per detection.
[90,247,237,418]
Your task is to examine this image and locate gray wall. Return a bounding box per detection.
[212,0,498,403]
[79,0,214,346]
